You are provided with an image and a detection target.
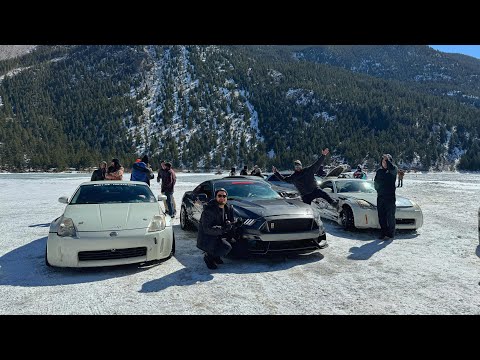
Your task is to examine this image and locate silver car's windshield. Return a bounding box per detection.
[335,180,376,193]
[70,183,157,204]
[215,181,282,200]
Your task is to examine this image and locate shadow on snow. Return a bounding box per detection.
[28,223,51,228]
[139,225,324,293]
[0,236,153,287]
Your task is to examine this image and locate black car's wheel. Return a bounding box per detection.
[180,205,192,230]
[341,206,355,230]
[45,245,52,267]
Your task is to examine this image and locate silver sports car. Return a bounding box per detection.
[311,178,423,231]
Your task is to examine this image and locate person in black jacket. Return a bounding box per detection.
[272,148,338,208]
[240,165,248,175]
[374,154,398,240]
[197,188,235,269]
[91,161,107,181]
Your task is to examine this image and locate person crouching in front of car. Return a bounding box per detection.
[197,188,235,269]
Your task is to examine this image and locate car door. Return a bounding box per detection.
[192,181,213,223]
[318,180,337,220]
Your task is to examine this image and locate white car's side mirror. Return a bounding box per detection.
[158,194,167,201]
[323,188,333,193]
[58,196,69,204]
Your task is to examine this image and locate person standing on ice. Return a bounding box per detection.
[374,154,398,240]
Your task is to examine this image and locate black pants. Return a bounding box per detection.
[377,196,396,237]
[207,238,232,258]
[302,188,335,205]
[397,179,403,187]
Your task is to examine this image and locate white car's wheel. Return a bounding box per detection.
[45,245,52,267]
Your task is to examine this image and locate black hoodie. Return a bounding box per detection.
[374,157,397,197]
[196,199,234,253]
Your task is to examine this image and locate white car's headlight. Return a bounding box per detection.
[57,217,77,237]
[148,215,166,232]
[355,199,376,209]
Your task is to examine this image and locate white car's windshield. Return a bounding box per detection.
[70,183,156,204]
[335,180,376,193]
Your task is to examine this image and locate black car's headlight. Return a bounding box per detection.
[242,218,257,226]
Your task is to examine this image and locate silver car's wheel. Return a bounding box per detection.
[341,206,355,230]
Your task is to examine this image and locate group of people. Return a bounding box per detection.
[197,149,402,269]
[90,150,402,270]
[90,158,125,181]
[90,156,177,218]
[228,165,263,177]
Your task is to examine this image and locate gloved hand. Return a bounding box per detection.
[223,221,233,232]
[235,218,244,227]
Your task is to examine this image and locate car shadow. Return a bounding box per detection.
[476,245,480,259]
[28,223,51,228]
[348,239,392,260]
[139,225,324,293]
[0,236,154,287]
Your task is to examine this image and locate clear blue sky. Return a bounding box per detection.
[429,45,480,59]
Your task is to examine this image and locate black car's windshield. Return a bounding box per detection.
[215,181,282,200]
[335,180,376,193]
[70,183,157,204]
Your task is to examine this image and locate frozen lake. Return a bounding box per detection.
[0,171,479,314]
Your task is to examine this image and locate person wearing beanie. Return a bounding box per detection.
[196,188,235,269]
[91,160,107,181]
[374,153,398,240]
[250,164,263,178]
[354,165,367,179]
[272,148,338,211]
[230,167,236,176]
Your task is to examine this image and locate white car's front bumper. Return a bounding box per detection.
[47,227,173,267]
[351,207,423,230]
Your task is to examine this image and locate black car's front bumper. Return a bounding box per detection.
[239,216,326,254]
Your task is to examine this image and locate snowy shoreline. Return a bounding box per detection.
[1,172,479,314]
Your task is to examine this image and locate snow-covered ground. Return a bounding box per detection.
[0,172,479,314]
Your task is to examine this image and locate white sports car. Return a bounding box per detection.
[46,181,175,268]
[312,178,423,231]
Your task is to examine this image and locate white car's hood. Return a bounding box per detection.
[337,193,414,207]
[64,203,161,231]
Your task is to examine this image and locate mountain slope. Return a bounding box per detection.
[0,45,479,171]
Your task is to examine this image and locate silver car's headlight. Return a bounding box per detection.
[355,199,376,209]
[57,217,77,237]
[148,215,166,232]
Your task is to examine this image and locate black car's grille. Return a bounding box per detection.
[396,219,415,225]
[265,218,314,233]
[248,239,320,254]
[78,247,147,261]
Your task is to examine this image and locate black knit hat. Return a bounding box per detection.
[141,154,149,164]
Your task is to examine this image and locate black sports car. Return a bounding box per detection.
[180,176,327,254]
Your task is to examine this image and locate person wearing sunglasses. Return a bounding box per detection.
[196,188,236,269]
[272,148,339,209]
